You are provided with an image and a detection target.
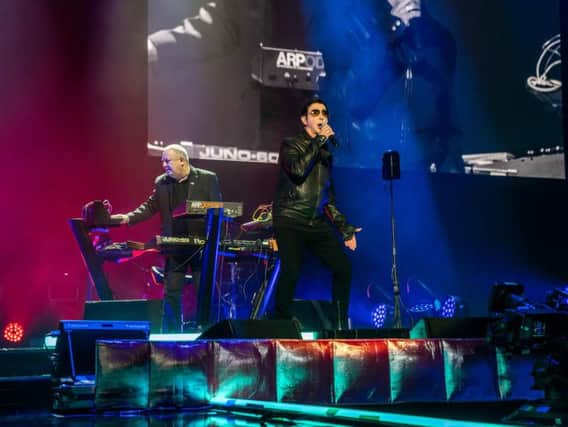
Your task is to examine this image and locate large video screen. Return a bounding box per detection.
[147,0,563,179]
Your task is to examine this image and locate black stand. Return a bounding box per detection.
[382,150,403,328]
[249,257,281,320]
[388,179,402,328]
[196,208,223,326]
[68,218,113,300]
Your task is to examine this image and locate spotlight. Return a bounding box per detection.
[401,278,439,316]
[3,322,25,344]
[440,296,469,318]
[371,304,388,328]
[409,302,436,314]
[441,296,456,318]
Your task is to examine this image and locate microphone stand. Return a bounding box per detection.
[388,178,402,328]
[386,43,415,329]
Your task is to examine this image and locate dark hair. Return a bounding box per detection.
[300,97,329,117]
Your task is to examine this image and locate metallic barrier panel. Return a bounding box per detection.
[496,347,544,401]
[275,340,332,404]
[149,341,211,408]
[95,340,150,410]
[213,340,276,401]
[332,339,390,405]
[442,339,500,401]
[91,337,546,411]
[388,339,445,402]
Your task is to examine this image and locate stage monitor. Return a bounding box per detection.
[53,320,150,380]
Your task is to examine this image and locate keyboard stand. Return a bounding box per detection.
[249,257,280,320]
[196,208,223,325]
[68,218,113,300]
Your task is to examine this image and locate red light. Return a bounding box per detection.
[3,322,25,343]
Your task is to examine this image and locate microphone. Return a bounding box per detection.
[317,124,339,147]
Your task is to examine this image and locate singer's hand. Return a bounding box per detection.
[344,227,363,251]
[390,0,421,26]
[318,124,335,139]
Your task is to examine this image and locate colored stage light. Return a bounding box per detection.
[409,302,436,313]
[440,296,469,318]
[401,278,440,316]
[3,322,25,343]
[441,296,457,318]
[371,304,387,328]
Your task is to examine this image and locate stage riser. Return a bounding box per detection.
[0,348,53,412]
[94,339,543,411]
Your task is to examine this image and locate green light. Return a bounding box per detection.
[301,332,316,340]
[210,397,519,427]
[496,347,512,399]
[44,334,57,349]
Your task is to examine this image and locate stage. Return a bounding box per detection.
[1,324,558,426]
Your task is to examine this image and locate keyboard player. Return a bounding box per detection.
[111,144,222,333]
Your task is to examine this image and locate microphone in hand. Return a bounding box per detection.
[317,124,339,147]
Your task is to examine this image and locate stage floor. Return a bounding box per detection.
[0,402,525,427]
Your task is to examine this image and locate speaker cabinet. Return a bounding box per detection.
[198,319,301,340]
[0,348,51,378]
[410,317,489,339]
[54,320,150,379]
[83,299,162,333]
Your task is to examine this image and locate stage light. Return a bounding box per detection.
[401,278,440,317]
[371,304,387,328]
[440,295,469,318]
[409,302,436,314]
[441,296,456,318]
[3,322,25,344]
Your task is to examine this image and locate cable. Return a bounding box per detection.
[251,203,272,222]
[527,34,561,94]
[161,245,205,276]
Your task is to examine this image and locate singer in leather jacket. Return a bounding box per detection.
[271,98,361,330]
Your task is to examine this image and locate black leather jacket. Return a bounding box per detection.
[273,131,356,240]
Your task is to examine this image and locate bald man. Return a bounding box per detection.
[112,144,221,332]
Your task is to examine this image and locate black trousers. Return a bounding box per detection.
[273,219,352,329]
[162,249,202,333]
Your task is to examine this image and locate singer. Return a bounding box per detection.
[271,98,362,330]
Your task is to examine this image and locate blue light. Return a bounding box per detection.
[441,296,457,318]
[371,304,387,328]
